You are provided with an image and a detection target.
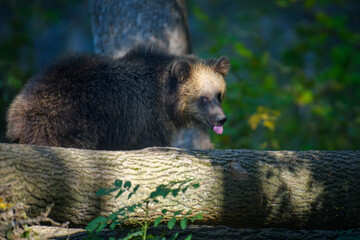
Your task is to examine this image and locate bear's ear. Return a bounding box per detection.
[207,56,230,76]
[171,60,191,82]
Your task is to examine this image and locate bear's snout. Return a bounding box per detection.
[216,116,227,126]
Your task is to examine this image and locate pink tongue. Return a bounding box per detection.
[213,126,223,135]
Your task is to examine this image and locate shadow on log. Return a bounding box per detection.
[1,143,360,230]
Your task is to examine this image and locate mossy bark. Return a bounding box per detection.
[1,143,360,229]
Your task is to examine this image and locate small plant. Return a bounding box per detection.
[86,179,204,240]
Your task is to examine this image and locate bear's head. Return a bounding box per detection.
[170,56,230,135]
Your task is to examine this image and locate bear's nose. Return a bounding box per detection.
[216,116,227,126]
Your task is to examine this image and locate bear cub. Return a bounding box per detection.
[7,46,230,150]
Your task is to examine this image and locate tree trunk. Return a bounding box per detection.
[1,143,360,230]
[88,0,212,149]
[89,0,191,57]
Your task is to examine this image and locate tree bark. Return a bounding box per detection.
[1,143,360,230]
[88,0,213,149]
[89,0,191,57]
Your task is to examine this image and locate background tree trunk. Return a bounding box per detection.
[89,0,191,57]
[1,143,360,230]
[88,0,213,149]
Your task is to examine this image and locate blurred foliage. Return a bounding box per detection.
[0,0,81,141]
[190,0,360,150]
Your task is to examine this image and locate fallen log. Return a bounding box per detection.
[30,226,360,240]
[1,143,359,229]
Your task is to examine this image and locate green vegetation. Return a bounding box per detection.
[0,0,85,142]
[191,0,360,150]
[86,179,203,240]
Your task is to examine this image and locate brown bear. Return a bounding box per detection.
[6,46,230,150]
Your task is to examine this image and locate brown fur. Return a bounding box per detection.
[7,46,230,150]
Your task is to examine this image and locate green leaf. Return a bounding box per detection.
[128,193,134,199]
[150,185,170,199]
[171,188,179,197]
[115,189,125,199]
[95,188,106,196]
[95,188,108,197]
[86,216,107,232]
[180,218,188,230]
[110,222,117,230]
[181,186,189,193]
[184,234,192,240]
[191,183,200,189]
[96,188,117,197]
[21,230,30,238]
[154,216,163,227]
[127,205,138,213]
[114,180,123,188]
[108,212,118,221]
[96,222,108,234]
[191,213,204,223]
[133,184,140,193]
[167,217,176,230]
[124,181,132,189]
[174,210,182,216]
[161,209,168,214]
[128,185,140,199]
[113,208,126,217]
[169,232,179,240]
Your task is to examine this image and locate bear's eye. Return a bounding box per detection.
[200,96,209,103]
[217,93,222,102]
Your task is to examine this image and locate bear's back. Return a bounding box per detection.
[7,49,174,150]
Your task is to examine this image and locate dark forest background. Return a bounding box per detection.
[0,0,359,150]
